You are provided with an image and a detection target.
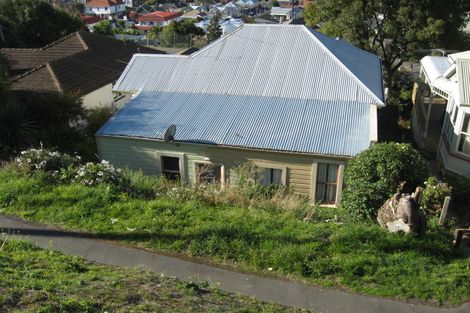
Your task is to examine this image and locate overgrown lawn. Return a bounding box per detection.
[0,239,303,312]
[0,168,469,306]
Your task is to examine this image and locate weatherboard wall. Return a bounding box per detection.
[96,136,348,202]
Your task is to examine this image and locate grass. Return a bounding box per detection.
[0,239,306,313]
[0,168,469,306]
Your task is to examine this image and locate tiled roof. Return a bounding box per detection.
[80,15,103,25]
[1,32,87,73]
[138,11,182,22]
[3,31,165,96]
[85,0,124,7]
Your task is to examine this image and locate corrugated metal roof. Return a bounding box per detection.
[457,59,470,105]
[114,25,384,105]
[98,92,371,157]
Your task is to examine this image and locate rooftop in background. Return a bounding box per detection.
[1,31,165,96]
[100,25,384,157]
[138,11,182,22]
[85,0,124,7]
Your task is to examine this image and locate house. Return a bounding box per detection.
[96,25,384,206]
[181,9,206,20]
[137,11,182,27]
[220,18,243,34]
[412,51,470,177]
[0,31,164,109]
[80,15,104,32]
[84,0,127,17]
[270,7,302,23]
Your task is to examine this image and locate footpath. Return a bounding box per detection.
[1,214,468,313]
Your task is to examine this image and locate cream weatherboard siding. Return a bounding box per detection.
[96,136,347,204]
[82,84,114,109]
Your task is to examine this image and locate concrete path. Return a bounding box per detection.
[0,214,468,313]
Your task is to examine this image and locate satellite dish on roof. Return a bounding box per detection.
[164,124,176,142]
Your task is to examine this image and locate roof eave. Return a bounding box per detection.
[95,133,356,159]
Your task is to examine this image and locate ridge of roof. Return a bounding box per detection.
[0,31,85,52]
[114,24,383,105]
[10,64,49,82]
[45,63,63,92]
[304,28,384,105]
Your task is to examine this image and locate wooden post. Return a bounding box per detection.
[438,196,451,226]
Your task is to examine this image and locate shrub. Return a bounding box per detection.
[341,142,428,220]
[421,176,452,218]
[446,174,470,223]
[16,148,81,178]
[73,160,129,190]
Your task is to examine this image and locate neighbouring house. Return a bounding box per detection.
[84,0,127,17]
[80,15,104,32]
[0,31,164,109]
[220,18,243,34]
[96,25,384,206]
[137,11,183,27]
[270,7,302,23]
[412,51,470,177]
[215,2,241,19]
[181,9,206,20]
[135,4,164,14]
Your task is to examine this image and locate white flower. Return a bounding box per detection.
[127,227,136,232]
[268,267,273,271]
[111,218,118,224]
[97,171,103,176]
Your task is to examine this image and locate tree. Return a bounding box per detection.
[340,143,428,220]
[206,15,222,44]
[0,74,37,157]
[175,20,204,37]
[93,20,114,36]
[0,0,84,48]
[305,0,470,89]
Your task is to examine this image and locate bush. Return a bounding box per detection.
[421,176,452,218]
[16,148,81,178]
[341,142,428,220]
[73,160,129,190]
[446,174,470,222]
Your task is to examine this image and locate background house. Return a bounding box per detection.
[97,25,384,206]
[0,31,164,109]
[84,0,127,17]
[137,11,183,27]
[412,51,470,177]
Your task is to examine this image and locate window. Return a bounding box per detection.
[259,168,283,186]
[315,163,339,204]
[161,156,180,180]
[196,163,222,184]
[458,113,470,156]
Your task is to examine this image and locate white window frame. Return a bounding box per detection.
[194,161,225,186]
[155,151,186,181]
[457,112,470,158]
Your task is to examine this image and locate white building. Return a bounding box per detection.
[84,0,126,17]
[412,51,470,177]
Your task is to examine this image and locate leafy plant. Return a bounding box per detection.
[341,142,428,220]
[16,148,81,178]
[421,176,452,218]
[73,160,129,189]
